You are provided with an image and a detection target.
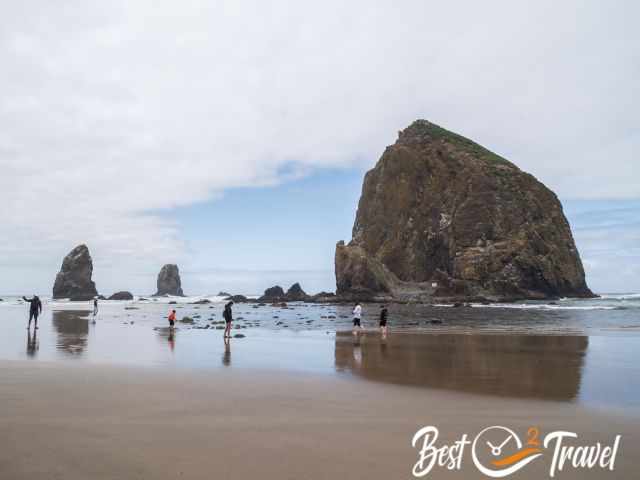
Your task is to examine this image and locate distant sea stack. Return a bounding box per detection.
[52,244,99,301]
[154,264,184,296]
[335,120,594,302]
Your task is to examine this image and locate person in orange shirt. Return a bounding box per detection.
[168,309,176,329]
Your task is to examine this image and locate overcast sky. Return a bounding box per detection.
[1,1,638,295]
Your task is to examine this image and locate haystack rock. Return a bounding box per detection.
[52,244,99,301]
[154,264,184,296]
[335,120,594,302]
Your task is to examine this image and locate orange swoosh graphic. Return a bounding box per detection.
[492,448,542,467]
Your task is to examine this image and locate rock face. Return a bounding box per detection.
[52,244,99,301]
[154,264,184,296]
[108,291,134,301]
[335,120,593,301]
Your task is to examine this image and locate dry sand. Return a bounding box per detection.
[0,360,637,479]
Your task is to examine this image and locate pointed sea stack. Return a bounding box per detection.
[154,264,184,296]
[52,244,99,301]
[335,120,594,302]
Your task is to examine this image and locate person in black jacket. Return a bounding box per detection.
[379,305,389,335]
[22,295,43,330]
[223,301,234,338]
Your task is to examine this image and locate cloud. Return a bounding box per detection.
[0,1,638,293]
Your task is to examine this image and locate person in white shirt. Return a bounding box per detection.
[352,303,363,331]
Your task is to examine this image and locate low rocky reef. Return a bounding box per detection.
[107,291,134,301]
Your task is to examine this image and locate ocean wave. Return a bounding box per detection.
[470,303,619,311]
[598,293,640,301]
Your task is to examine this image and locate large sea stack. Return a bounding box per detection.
[154,264,184,296]
[52,244,99,301]
[335,120,593,302]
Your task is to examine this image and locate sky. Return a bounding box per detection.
[0,0,638,295]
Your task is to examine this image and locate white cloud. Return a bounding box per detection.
[0,0,638,293]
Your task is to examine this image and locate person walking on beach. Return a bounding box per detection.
[223,301,234,338]
[93,297,99,317]
[379,305,388,336]
[352,302,363,332]
[168,309,177,330]
[22,295,42,330]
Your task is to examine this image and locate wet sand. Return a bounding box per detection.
[0,360,638,479]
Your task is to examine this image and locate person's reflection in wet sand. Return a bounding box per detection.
[168,330,175,352]
[222,337,231,366]
[352,334,362,367]
[380,335,388,360]
[26,329,39,358]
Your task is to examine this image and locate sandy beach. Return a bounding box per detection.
[0,360,637,479]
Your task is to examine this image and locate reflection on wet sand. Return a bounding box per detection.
[26,330,38,358]
[335,332,588,401]
[155,327,176,353]
[52,310,89,356]
[223,338,231,366]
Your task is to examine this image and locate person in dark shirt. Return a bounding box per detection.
[22,295,43,330]
[379,305,388,335]
[223,301,234,338]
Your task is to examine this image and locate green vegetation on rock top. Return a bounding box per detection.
[402,119,513,167]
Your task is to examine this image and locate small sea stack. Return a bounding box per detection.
[154,264,184,297]
[52,244,99,301]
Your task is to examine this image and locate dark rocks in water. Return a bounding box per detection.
[124,306,139,310]
[52,244,99,301]
[154,264,184,297]
[108,291,134,301]
[309,291,336,303]
[168,301,177,305]
[191,299,211,304]
[180,316,194,324]
[217,291,231,297]
[226,295,248,303]
[335,119,594,302]
[258,285,286,302]
[233,333,246,338]
[285,283,309,301]
[259,283,313,302]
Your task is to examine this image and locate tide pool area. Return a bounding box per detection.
[1,295,639,414]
